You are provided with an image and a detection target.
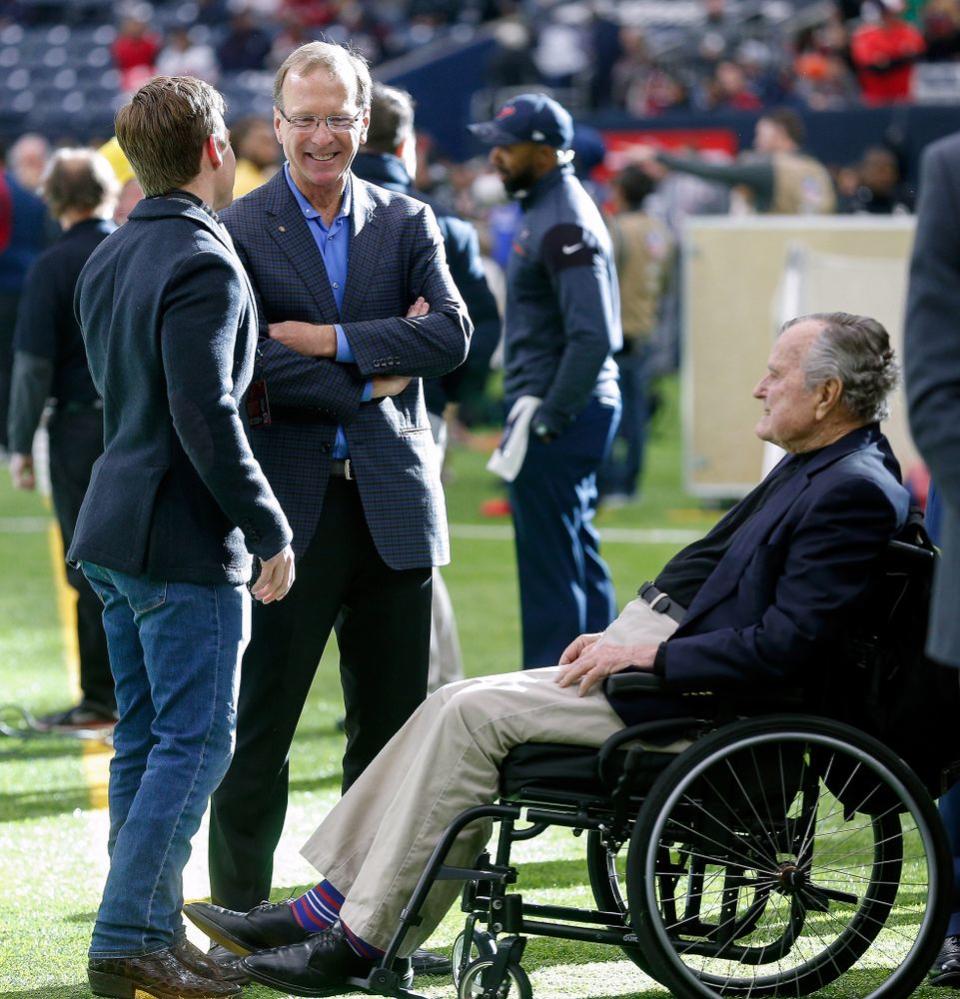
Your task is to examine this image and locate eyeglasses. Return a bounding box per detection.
[277,108,364,133]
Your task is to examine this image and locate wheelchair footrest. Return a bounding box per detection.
[347,969,428,999]
[436,863,514,883]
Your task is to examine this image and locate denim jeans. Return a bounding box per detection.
[81,562,249,957]
[508,396,621,667]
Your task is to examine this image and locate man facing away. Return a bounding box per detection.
[185,312,909,997]
[7,149,118,729]
[207,41,471,944]
[69,76,295,999]
[470,93,623,669]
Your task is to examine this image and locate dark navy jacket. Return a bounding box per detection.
[68,196,292,585]
[351,151,500,416]
[607,425,910,725]
[221,170,471,568]
[503,164,621,435]
[906,131,960,668]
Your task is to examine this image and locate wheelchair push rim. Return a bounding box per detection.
[626,715,951,998]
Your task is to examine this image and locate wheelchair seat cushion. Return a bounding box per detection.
[498,741,679,800]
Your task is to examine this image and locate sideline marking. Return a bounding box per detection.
[46,523,111,810]
[450,523,702,545]
[0,515,51,532]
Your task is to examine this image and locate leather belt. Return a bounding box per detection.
[638,582,686,624]
[329,459,354,480]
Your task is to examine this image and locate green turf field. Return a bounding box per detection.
[0,379,944,998]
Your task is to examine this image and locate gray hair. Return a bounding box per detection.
[783,311,899,422]
[41,148,118,219]
[273,41,372,113]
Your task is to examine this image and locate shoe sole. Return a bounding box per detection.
[930,970,960,988]
[243,965,346,998]
[181,908,253,957]
[88,968,240,998]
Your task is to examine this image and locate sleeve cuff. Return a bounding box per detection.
[334,324,354,363]
[361,380,373,403]
[652,642,668,677]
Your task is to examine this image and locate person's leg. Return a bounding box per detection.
[81,563,154,860]
[337,514,431,790]
[0,292,19,451]
[49,410,113,710]
[510,398,620,667]
[209,500,349,911]
[89,571,247,956]
[427,569,465,692]
[579,400,620,634]
[310,667,626,955]
[598,350,635,498]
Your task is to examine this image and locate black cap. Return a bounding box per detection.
[468,93,574,150]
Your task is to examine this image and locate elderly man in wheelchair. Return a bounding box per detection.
[185,311,957,999]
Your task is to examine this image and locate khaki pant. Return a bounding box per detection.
[300,598,679,953]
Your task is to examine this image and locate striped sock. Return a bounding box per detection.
[289,879,345,933]
[340,919,384,960]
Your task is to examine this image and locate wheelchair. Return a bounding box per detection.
[350,534,959,999]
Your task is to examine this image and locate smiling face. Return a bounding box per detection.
[753,320,831,452]
[274,66,368,204]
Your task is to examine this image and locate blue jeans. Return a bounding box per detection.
[81,562,249,957]
[509,396,621,667]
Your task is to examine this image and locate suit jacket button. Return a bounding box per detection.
[321,443,331,454]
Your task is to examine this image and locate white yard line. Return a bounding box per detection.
[450,523,703,544]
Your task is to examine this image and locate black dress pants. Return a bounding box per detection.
[209,476,432,910]
[48,407,113,708]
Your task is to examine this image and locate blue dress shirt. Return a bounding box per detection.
[283,164,371,459]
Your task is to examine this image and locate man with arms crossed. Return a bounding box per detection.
[70,77,295,999]
[207,40,471,969]
[187,312,909,996]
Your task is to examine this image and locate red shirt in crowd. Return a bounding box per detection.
[851,17,926,104]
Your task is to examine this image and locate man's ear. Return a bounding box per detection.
[206,134,224,170]
[816,377,844,419]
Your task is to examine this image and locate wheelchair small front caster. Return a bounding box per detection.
[457,957,532,999]
[452,928,497,987]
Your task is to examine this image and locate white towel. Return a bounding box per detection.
[486,395,542,482]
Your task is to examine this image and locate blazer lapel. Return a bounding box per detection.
[340,177,381,321]
[678,425,880,629]
[262,173,340,320]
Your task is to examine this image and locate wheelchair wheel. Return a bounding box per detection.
[452,928,497,987]
[626,715,951,998]
[457,957,532,999]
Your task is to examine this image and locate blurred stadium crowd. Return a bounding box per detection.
[0,0,957,452]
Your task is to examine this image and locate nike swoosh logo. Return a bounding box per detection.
[561,243,584,254]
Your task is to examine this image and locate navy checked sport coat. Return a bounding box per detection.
[221,170,471,568]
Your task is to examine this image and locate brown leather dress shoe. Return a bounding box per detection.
[173,937,250,986]
[88,945,241,998]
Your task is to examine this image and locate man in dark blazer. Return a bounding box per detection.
[69,77,295,999]
[905,130,960,987]
[7,148,117,729]
[186,312,910,996]
[207,40,471,929]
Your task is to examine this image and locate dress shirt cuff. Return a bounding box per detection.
[361,380,373,403]
[335,325,354,363]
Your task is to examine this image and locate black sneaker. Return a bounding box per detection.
[36,700,118,731]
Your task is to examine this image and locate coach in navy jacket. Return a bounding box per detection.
[208,41,471,915]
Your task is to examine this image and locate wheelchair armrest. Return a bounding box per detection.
[605,671,666,694]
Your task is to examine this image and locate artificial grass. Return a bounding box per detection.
[0,375,945,997]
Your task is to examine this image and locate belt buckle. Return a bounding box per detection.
[343,458,352,481]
